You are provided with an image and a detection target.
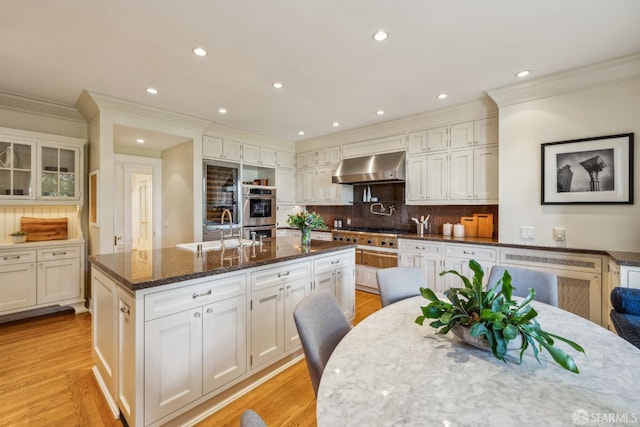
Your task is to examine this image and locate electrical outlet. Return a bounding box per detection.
[520,226,535,239]
[346,217,351,225]
[553,227,565,241]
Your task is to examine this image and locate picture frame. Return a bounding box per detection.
[89,170,99,226]
[541,133,634,205]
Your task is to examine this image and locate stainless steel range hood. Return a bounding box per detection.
[332,151,406,184]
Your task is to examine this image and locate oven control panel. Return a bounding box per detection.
[332,230,397,249]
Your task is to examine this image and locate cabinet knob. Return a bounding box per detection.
[120,306,130,315]
[207,308,213,314]
[194,312,201,318]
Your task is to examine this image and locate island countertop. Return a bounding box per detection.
[89,237,356,291]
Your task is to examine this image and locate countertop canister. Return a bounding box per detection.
[453,223,465,238]
[442,223,453,236]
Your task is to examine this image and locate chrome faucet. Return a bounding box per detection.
[221,209,233,237]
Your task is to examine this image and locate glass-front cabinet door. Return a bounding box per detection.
[0,140,35,199]
[37,144,80,200]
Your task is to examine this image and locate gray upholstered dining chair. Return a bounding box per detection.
[293,289,352,398]
[487,265,558,306]
[240,409,267,427]
[376,266,425,307]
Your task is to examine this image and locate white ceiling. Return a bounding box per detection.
[2,0,640,146]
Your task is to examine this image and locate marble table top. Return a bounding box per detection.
[317,296,640,427]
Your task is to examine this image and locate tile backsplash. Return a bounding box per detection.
[307,183,498,237]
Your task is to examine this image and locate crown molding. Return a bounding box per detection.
[0,90,85,123]
[487,52,640,107]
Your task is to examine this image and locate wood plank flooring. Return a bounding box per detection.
[0,290,381,426]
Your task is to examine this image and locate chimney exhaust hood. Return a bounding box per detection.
[332,151,406,184]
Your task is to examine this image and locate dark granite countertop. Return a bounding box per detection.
[89,237,356,291]
[607,251,640,267]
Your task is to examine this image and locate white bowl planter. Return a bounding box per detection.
[10,235,27,243]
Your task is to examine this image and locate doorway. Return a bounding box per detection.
[132,173,152,251]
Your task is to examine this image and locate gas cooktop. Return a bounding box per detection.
[334,227,409,235]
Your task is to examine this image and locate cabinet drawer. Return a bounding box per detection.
[38,246,80,261]
[314,251,355,274]
[398,240,442,256]
[251,260,311,291]
[445,244,496,262]
[0,249,37,265]
[145,273,246,321]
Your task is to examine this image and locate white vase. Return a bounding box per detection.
[11,235,27,244]
[451,325,522,352]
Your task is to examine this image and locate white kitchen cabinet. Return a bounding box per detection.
[427,126,449,152]
[276,150,294,169]
[0,242,84,315]
[449,149,474,201]
[620,265,640,289]
[316,146,341,166]
[310,231,332,241]
[296,167,351,205]
[313,251,356,321]
[449,121,474,149]
[442,244,497,289]
[145,307,203,424]
[473,117,498,146]
[36,246,81,304]
[91,267,118,405]
[203,136,242,162]
[356,265,380,293]
[407,130,427,155]
[250,261,310,369]
[203,295,247,394]
[295,169,314,203]
[0,128,85,204]
[0,249,37,312]
[117,287,138,426]
[406,155,427,202]
[342,134,406,159]
[243,143,276,167]
[398,240,444,292]
[275,168,295,203]
[296,151,316,169]
[473,146,499,201]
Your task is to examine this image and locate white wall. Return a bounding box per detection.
[496,76,640,252]
[161,141,194,247]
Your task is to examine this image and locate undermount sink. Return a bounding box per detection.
[176,239,257,252]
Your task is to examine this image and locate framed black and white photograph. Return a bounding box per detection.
[541,133,634,205]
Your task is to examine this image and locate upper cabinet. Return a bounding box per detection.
[242,143,276,167]
[276,151,294,169]
[0,128,85,204]
[203,136,242,162]
[296,146,341,169]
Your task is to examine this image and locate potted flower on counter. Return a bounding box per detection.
[9,230,27,244]
[287,211,327,246]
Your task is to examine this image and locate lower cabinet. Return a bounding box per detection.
[443,244,497,289]
[0,242,84,314]
[250,261,309,369]
[313,251,356,321]
[398,240,444,292]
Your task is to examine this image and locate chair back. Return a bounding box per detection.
[611,287,640,316]
[293,289,351,397]
[240,409,267,427]
[376,267,424,307]
[488,265,558,306]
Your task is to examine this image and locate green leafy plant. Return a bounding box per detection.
[287,211,327,230]
[9,230,26,236]
[415,260,585,373]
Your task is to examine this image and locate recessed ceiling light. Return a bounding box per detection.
[332,122,340,127]
[146,87,158,95]
[437,93,448,99]
[272,82,284,89]
[218,108,227,114]
[136,138,145,144]
[298,130,305,136]
[515,70,531,78]
[376,110,385,116]
[192,47,207,57]
[372,30,388,42]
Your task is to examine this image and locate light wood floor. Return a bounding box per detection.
[0,290,381,427]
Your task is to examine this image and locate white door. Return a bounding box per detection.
[133,174,153,252]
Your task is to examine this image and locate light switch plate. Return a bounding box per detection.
[520,226,535,239]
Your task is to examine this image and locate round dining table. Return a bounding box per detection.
[317,296,640,426]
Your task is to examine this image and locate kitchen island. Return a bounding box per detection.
[89,237,355,427]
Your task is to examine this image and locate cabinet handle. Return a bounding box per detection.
[192,289,212,299]
[331,259,340,265]
[120,306,130,315]
[3,255,21,260]
[463,251,475,255]
[279,287,284,292]
[51,251,67,256]
[278,271,290,278]
[415,246,425,250]
[207,308,213,314]
[194,312,201,318]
